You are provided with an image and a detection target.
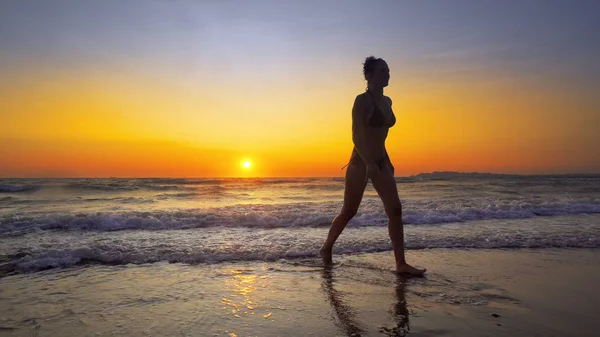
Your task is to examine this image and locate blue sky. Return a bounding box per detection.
[2,0,599,85]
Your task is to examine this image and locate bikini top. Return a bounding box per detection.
[367,91,395,128]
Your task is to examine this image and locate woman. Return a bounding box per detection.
[320,56,426,276]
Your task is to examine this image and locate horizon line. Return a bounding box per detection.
[2,171,600,179]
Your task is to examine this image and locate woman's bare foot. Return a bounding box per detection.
[320,246,333,266]
[396,263,426,277]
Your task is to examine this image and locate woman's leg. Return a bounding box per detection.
[369,163,426,276]
[321,161,367,265]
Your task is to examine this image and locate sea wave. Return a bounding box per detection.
[2,197,599,235]
[3,223,597,274]
[65,181,140,191]
[0,184,41,193]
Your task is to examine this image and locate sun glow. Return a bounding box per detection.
[242,161,251,169]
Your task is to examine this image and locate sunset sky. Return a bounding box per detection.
[1,0,599,177]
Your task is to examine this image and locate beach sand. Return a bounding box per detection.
[1,248,599,337]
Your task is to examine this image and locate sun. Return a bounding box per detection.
[242,160,251,169]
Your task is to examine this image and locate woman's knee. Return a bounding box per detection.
[385,203,403,218]
[340,207,358,220]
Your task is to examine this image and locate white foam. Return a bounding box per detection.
[3,215,598,274]
[2,197,600,235]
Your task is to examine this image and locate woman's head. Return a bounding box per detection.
[363,56,389,89]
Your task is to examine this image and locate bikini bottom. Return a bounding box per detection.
[341,149,392,173]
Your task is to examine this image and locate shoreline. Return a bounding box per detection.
[1,248,599,336]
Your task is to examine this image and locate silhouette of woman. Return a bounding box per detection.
[320,56,426,276]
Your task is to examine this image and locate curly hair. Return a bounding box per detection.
[362,56,385,82]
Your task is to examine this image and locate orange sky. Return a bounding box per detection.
[1,1,599,177]
[2,66,598,177]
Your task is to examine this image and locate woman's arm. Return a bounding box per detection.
[351,95,375,165]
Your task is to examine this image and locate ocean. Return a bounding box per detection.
[1,173,599,275]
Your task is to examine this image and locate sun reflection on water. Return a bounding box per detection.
[221,269,273,321]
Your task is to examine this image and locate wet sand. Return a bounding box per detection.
[1,248,599,336]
